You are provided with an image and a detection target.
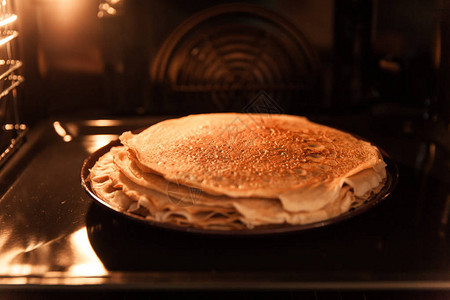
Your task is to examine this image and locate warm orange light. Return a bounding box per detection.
[53,121,66,136]
[53,121,73,142]
[97,0,121,18]
[0,60,22,81]
[67,228,107,277]
[84,119,122,127]
[0,228,107,279]
[0,75,23,99]
[0,14,17,27]
[82,134,119,153]
[0,31,17,47]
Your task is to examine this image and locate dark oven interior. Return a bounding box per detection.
[12,0,450,119]
[0,0,448,297]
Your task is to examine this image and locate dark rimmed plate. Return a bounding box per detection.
[81,139,398,236]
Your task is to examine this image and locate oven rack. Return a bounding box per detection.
[0,1,25,169]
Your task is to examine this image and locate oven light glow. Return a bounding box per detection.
[53,121,66,136]
[67,228,107,277]
[0,14,17,28]
[3,123,27,131]
[0,59,18,65]
[0,31,17,47]
[84,119,122,127]
[107,6,117,15]
[53,121,73,142]
[0,228,107,279]
[82,134,119,153]
[98,0,121,18]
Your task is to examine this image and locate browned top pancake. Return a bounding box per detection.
[120,113,384,199]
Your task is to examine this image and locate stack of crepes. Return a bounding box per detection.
[89,113,387,230]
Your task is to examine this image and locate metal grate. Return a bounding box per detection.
[151,3,319,114]
[0,0,24,168]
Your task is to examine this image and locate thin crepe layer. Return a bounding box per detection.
[90,147,244,230]
[120,113,384,199]
[115,145,386,214]
[89,146,385,229]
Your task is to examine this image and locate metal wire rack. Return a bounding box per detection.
[0,0,24,168]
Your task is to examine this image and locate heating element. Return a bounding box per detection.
[0,0,24,169]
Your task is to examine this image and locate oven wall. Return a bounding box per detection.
[15,0,442,123]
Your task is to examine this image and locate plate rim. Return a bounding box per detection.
[81,137,399,236]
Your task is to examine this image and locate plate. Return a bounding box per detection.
[81,139,398,236]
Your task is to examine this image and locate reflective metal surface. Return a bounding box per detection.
[0,116,448,289]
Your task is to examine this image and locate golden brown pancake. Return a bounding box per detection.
[88,113,387,230]
[120,114,383,199]
[91,146,366,229]
[90,147,245,230]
